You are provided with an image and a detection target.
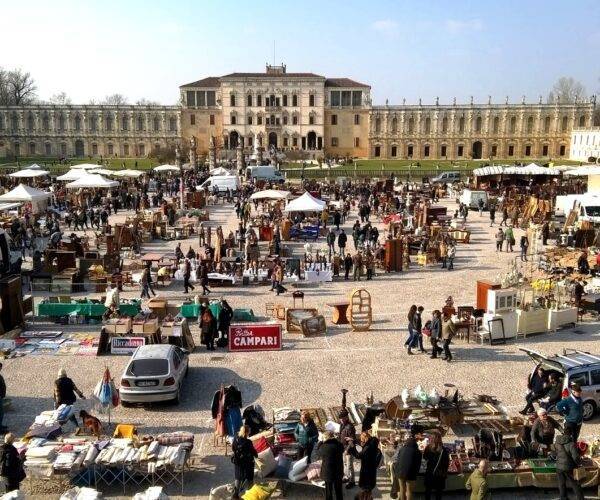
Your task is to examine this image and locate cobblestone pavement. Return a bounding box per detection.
[9,196,600,498]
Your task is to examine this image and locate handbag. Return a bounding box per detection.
[422,327,432,337]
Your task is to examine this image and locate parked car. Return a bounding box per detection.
[120,345,189,405]
[521,348,600,420]
[431,171,461,184]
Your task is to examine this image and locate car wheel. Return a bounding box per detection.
[121,401,132,408]
[583,400,596,421]
[172,386,181,405]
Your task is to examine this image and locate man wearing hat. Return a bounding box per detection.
[339,409,357,489]
[556,383,584,441]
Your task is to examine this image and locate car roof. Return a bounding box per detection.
[132,344,175,359]
[521,348,600,372]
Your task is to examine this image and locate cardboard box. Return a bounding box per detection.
[132,321,145,334]
[115,318,132,334]
[143,318,159,334]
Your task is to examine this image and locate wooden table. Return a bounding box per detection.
[326,302,350,325]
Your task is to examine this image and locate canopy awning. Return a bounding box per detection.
[472,165,508,176]
[112,169,145,178]
[66,174,119,189]
[250,189,291,200]
[503,163,561,176]
[284,192,327,212]
[564,166,600,176]
[9,168,49,178]
[89,168,116,176]
[0,202,22,211]
[56,169,89,181]
[0,184,51,201]
[154,164,180,172]
[26,163,44,170]
[209,166,233,176]
[71,163,101,170]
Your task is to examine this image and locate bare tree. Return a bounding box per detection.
[136,98,160,106]
[547,77,587,103]
[102,93,129,105]
[0,67,37,105]
[49,91,72,105]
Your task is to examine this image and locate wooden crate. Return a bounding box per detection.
[143,318,159,334]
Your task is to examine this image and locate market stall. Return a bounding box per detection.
[0,184,52,213]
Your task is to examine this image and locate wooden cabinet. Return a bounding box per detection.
[476,280,501,310]
[385,239,404,272]
[487,288,517,314]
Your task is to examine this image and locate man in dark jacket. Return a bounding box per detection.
[318,431,344,500]
[339,409,357,489]
[54,368,84,427]
[349,432,380,496]
[556,383,584,441]
[520,367,548,415]
[183,258,195,294]
[391,426,423,500]
[539,373,563,410]
[333,210,341,230]
[343,253,353,281]
[554,426,584,500]
[0,433,25,492]
[338,230,347,257]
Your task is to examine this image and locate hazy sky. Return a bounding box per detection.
[3,0,599,105]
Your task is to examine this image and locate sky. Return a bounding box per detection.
[2,0,599,106]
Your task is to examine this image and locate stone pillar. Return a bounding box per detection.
[189,135,197,169]
[236,141,244,173]
[208,136,216,170]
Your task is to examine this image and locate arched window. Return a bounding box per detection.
[283,95,288,107]
[27,113,34,131]
[247,114,253,125]
[58,113,65,131]
[11,112,18,132]
[475,116,482,133]
[442,116,448,133]
[169,117,177,131]
[153,117,160,131]
[510,116,517,133]
[29,142,35,155]
[247,94,252,107]
[231,113,237,125]
[459,116,465,133]
[230,94,236,107]
[137,115,143,131]
[391,117,397,133]
[375,117,381,133]
[493,116,500,133]
[425,117,431,134]
[90,114,97,132]
[544,116,551,133]
[105,113,113,131]
[122,115,129,131]
[408,117,414,133]
[292,94,298,107]
[527,116,534,133]
[579,115,587,127]
[42,113,49,131]
[74,114,81,131]
[561,116,568,132]
[309,94,315,107]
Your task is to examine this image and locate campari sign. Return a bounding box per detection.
[228,324,282,352]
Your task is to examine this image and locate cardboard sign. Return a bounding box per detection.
[111,337,145,355]
[229,324,282,352]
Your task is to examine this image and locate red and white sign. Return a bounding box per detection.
[229,324,282,352]
[111,337,145,355]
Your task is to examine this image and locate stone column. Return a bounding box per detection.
[208,136,216,170]
[236,140,244,173]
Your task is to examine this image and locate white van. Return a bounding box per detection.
[460,189,489,210]
[431,171,461,184]
[555,194,600,223]
[197,175,241,193]
[246,166,285,183]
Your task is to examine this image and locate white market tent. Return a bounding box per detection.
[154,164,180,172]
[503,163,561,176]
[112,169,145,178]
[89,169,116,176]
[209,166,233,176]
[66,174,119,189]
[250,189,291,200]
[564,166,600,176]
[56,169,89,181]
[0,184,51,213]
[0,202,22,211]
[71,163,101,170]
[284,192,327,212]
[472,165,508,176]
[9,168,50,178]
[26,163,44,170]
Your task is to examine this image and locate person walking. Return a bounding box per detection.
[348,431,381,499]
[478,197,484,216]
[200,308,217,351]
[520,235,529,262]
[140,265,151,299]
[500,206,509,227]
[423,430,450,500]
[406,305,417,355]
[466,460,490,500]
[429,310,443,359]
[390,426,423,500]
[333,210,341,231]
[0,433,25,493]
[414,306,426,353]
[294,411,318,463]
[274,264,284,296]
[199,262,211,295]
[504,226,515,252]
[344,253,353,281]
[554,426,584,500]
[338,229,347,257]
[495,228,504,252]
[352,252,362,281]
[556,383,584,441]
[318,431,345,500]
[327,229,336,259]
[0,363,7,432]
[231,425,257,499]
[447,243,456,271]
[441,312,456,362]
[365,251,375,280]
[339,409,357,489]
[439,239,447,269]
[183,257,195,294]
[489,205,496,227]
[53,368,85,428]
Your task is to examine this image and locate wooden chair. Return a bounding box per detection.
[292,291,305,308]
[350,288,372,332]
[265,302,275,316]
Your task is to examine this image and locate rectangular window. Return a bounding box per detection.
[292,94,297,107]
[591,369,600,386]
[331,91,340,106]
[197,91,206,107]
[45,143,51,155]
[441,145,447,157]
[354,137,360,148]
[61,143,66,155]
[391,146,397,157]
[341,91,351,106]
[508,145,514,156]
[309,116,314,125]
[457,145,464,157]
[257,95,262,106]
[374,145,381,157]
[354,114,360,125]
[283,137,288,147]
[208,114,215,125]
[542,144,548,156]
[560,145,566,156]
[293,137,298,147]
[525,145,531,156]
[231,115,236,125]
[247,94,252,107]
[331,137,339,147]
[206,91,216,106]
[309,94,315,107]
[491,145,497,156]
[186,91,195,107]
[139,144,145,156]
[331,115,337,125]
[292,116,298,125]
[257,116,263,125]
[407,145,414,157]
[248,116,253,125]
[124,144,129,155]
[283,95,288,107]
[108,144,114,155]
[190,114,195,125]
[92,144,98,155]
[283,116,288,125]
[424,145,430,157]
[352,91,362,106]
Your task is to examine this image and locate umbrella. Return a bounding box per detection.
[93,367,119,424]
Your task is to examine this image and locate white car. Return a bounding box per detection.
[120,345,189,405]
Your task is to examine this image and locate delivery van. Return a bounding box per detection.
[555,194,600,223]
[246,165,285,183]
[197,175,241,193]
[431,171,461,184]
[460,189,489,210]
